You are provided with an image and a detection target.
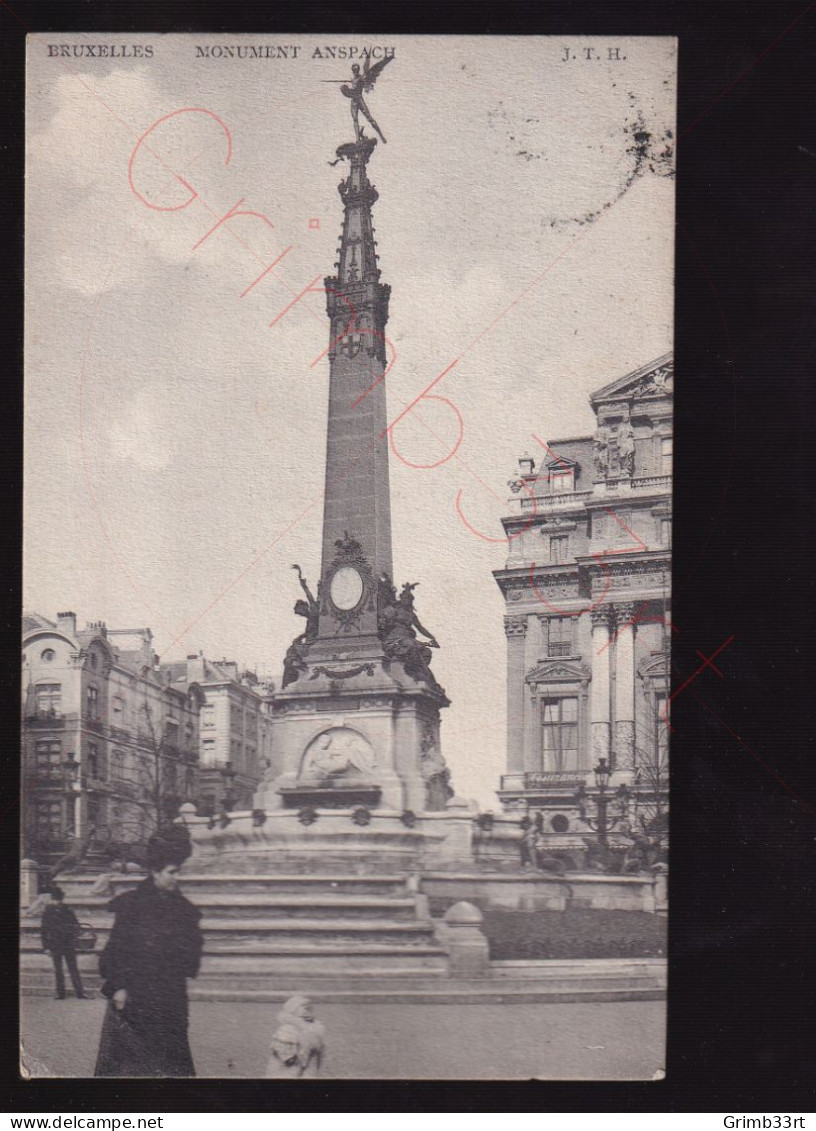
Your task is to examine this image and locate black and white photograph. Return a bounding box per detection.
[20,32,676,1080]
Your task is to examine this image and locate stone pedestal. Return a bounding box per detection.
[443,901,490,978]
[257,643,450,816]
[20,858,39,909]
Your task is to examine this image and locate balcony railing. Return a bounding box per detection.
[518,489,593,513]
[24,711,66,728]
[524,772,587,788]
[500,771,589,792]
[631,474,671,491]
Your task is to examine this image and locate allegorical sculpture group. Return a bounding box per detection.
[282,565,443,695]
[593,421,635,478]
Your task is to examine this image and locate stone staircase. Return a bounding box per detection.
[20,872,450,993]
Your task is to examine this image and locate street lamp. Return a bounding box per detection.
[594,757,612,792]
[575,758,631,845]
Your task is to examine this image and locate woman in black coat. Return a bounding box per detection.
[94,837,203,1077]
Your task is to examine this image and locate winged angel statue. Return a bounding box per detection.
[326,56,394,144]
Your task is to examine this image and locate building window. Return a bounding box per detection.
[660,517,672,546]
[35,683,61,715]
[541,696,579,772]
[202,707,215,729]
[41,648,55,663]
[654,693,670,769]
[35,739,61,776]
[86,686,99,719]
[547,617,574,657]
[661,436,673,474]
[164,721,179,750]
[550,466,574,494]
[110,748,127,782]
[87,797,101,829]
[35,800,63,840]
[550,535,570,564]
[88,743,100,779]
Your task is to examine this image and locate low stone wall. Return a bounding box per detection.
[421,871,658,914]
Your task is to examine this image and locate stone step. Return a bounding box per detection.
[20,960,665,1002]
[204,922,438,948]
[41,895,421,922]
[491,958,666,986]
[22,917,440,952]
[22,943,450,978]
[48,873,413,899]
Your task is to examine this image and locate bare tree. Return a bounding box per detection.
[99,692,194,866]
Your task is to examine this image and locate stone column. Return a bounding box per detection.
[504,616,527,776]
[614,601,636,769]
[590,606,613,763]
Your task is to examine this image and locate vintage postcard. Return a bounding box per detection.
[22,33,675,1079]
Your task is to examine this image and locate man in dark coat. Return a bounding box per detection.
[94,836,203,1077]
[40,886,88,1000]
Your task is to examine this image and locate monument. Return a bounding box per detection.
[164,59,476,882]
[256,57,454,818]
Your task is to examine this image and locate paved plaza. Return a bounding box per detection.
[21,995,665,1080]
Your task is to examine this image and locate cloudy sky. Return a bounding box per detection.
[25,34,676,806]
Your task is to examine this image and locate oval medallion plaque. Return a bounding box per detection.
[330,565,364,610]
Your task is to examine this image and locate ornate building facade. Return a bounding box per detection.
[21,612,203,861]
[494,355,672,840]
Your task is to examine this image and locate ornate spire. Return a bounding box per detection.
[331,137,381,285]
[317,137,393,642]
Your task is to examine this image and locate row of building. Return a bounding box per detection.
[22,353,672,860]
[21,612,274,861]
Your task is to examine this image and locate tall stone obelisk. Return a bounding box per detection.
[317,136,392,649]
[257,111,453,815]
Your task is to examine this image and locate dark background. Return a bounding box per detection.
[1,0,815,1114]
